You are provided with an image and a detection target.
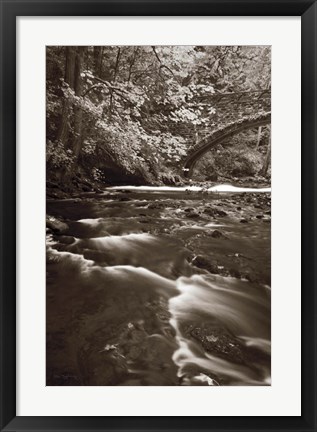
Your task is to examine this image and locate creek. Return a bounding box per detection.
[46,185,271,386]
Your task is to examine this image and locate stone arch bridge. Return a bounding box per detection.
[181,89,271,177]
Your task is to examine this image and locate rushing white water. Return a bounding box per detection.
[172,275,270,338]
[47,241,270,385]
[168,273,271,385]
[47,187,271,386]
[106,184,271,193]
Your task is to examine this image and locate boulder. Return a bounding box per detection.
[229,268,242,278]
[185,212,200,219]
[214,209,227,217]
[191,255,219,274]
[46,216,69,234]
[58,235,76,245]
[211,229,225,239]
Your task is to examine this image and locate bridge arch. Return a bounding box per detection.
[182,112,271,178]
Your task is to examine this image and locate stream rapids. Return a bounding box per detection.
[46,185,271,386]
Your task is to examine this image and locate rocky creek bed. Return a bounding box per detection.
[46,187,271,386]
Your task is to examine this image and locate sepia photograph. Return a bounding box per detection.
[46,45,271,386]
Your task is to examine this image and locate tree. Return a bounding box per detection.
[259,129,271,177]
[72,47,85,157]
[57,46,76,145]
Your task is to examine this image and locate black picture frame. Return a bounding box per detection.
[0,1,316,431]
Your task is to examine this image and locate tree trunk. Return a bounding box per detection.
[194,124,199,146]
[93,46,103,77]
[72,47,85,158]
[259,132,271,177]
[109,47,121,116]
[255,126,262,150]
[57,47,76,145]
[128,47,138,83]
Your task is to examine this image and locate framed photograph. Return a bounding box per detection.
[0,1,316,431]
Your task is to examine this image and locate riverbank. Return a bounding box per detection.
[46,174,270,199]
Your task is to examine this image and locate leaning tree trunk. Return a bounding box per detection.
[259,132,271,177]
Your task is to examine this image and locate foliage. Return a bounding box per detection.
[46,140,75,169]
[46,45,271,185]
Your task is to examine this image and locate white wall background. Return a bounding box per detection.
[17,16,301,417]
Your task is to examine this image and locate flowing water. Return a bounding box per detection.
[46,185,271,386]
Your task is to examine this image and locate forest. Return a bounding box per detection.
[46,45,271,194]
